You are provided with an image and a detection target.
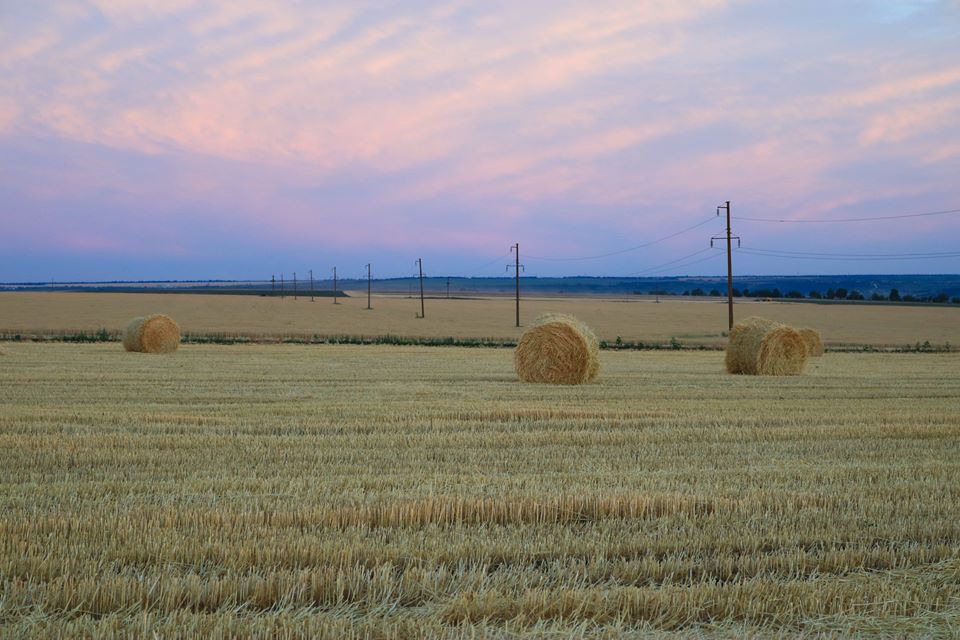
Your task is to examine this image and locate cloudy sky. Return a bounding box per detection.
[2,0,959,281]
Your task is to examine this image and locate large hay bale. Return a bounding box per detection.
[798,328,824,357]
[123,317,146,352]
[515,313,600,384]
[123,314,180,353]
[726,316,807,376]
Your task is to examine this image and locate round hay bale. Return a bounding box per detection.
[798,328,824,357]
[122,317,146,352]
[726,316,807,376]
[757,326,807,375]
[123,314,180,353]
[515,313,600,384]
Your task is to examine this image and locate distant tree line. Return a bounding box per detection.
[658,287,960,303]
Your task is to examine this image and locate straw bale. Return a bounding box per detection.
[757,326,807,375]
[726,316,807,375]
[798,328,824,357]
[515,314,600,384]
[123,314,180,353]
[123,317,146,352]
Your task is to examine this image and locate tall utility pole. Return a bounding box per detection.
[280,273,285,299]
[711,201,740,330]
[417,258,425,319]
[365,263,372,310]
[332,267,338,304]
[508,243,524,328]
[293,272,297,300]
[309,269,314,302]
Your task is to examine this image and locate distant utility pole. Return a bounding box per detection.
[309,269,314,302]
[271,275,275,295]
[508,243,524,327]
[332,267,339,304]
[365,263,372,310]
[293,272,297,300]
[417,258,425,318]
[711,200,740,330]
[280,273,285,299]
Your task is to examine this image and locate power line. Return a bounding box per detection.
[639,251,724,276]
[525,216,717,261]
[736,247,960,261]
[623,247,720,276]
[465,252,513,273]
[735,207,960,223]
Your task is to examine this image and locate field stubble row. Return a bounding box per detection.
[1,343,959,636]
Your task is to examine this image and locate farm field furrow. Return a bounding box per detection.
[1,343,959,637]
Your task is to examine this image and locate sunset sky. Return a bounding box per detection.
[2,1,959,281]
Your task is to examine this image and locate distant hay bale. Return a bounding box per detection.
[515,313,600,384]
[798,328,824,356]
[726,316,807,376]
[123,314,180,353]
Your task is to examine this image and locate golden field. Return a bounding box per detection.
[1,343,958,637]
[1,291,959,347]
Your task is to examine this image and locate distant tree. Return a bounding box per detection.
[953,297,960,304]
[691,287,706,296]
[772,288,782,298]
[934,292,950,303]
[833,288,847,299]
[709,289,721,297]
[889,288,901,301]
[741,288,750,297]
[870,292,886,301]
[847,290,864,301]
[826,288,836,299]
[903,294,918,302]
[682,290,691,296]
[732,288,743,297]
[785,291,804,299]
[809,290,822,299]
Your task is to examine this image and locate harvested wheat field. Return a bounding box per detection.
[1,343,958,636]
[2,291,960,348]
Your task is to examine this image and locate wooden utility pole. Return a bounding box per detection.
[309,269,314,301]
[508,243,524,327]
[711,201,740,330]
[365,263,372,310]
[280,273,285,298]
[332,267,338,304]
[293,272,297,300]
[417,258,425,318]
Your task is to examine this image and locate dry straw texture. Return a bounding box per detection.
[515,314,599,384]
[799,328,825,356]
[2,344,959,637]
[122,317,145,352]
[726,316,807,376]
[123,314,180,353]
